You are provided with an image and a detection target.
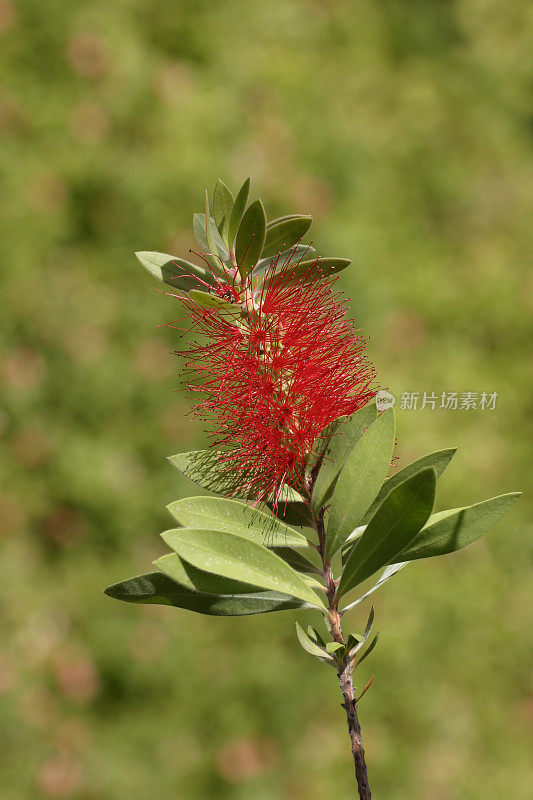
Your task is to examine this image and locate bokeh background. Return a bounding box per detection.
[1,1,532,798]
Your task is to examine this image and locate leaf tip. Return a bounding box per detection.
[134,250,149,265]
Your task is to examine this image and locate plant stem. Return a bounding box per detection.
[316,511,372,800]
[338,657,372,799]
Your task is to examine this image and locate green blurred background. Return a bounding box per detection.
[1,1,532,798]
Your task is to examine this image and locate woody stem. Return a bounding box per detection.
[316,511,372,800]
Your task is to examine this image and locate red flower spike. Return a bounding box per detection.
[177,262,376,507]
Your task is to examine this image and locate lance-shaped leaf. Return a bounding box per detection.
[204,190,224,271]
[235,199,267,277]
[337,467,437,598]
[193,213,229,265]
[295,622,335,664]
[353,632,379,668]
[267,486,313,527]
[285,257,352,282]
[341,525,366,566]
[276,485,304,503]
[272,547,323,576]
[154,553,260,594]
[345,632,363,653]
[104,572,306,616]
[341,562,408,614]
[346,607,375,658]
[228,177,251,249]
[311,401,378,515]
[363,605,375,638]
[326,641,345,656]
[262,215,312,259]
[267,214,305,227]
[326,408,396,558]
[166,497,309,548]
[307,625,327,647]
[361,447,457,524]
[392,492,521,563]
[253,244,316,275]
[168,451,300,507]
[135,251,216,292]
[168,449,240,495]
[188,289,240,316]
[272,501,313,528]
[306,417,345,486]
[161,528,327,609]
[212,179,234,244]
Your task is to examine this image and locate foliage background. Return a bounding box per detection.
[1,1,532,798]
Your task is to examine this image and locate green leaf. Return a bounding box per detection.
[267,214,305,227]
[338,467,436,598]
[392,492,521,563]
[154,553,260,594]
[262,215,312,259]
[363,605,375,639]
[212,179,234,244]
[307,625,326,647]
[268,499,313,528]
[341,562,408,614]
[346,608,375,657]
[312,401,378,515]
[235,199,267,277]
[166,497,309,548]
[167,449,241,495]
[228,177,251,249]
[204,190,224,271]
[104,573,305,616]
[254,244,316,274]
[272,547,322,576]
[188,289,240,316]
[193,213,229,265]
[348,608,374,653]
[326,408,396,558]
[265,486,313,529]
[275,486,305,503]
[361,447,457,524]
[345,632,363,653]
[161,528,327,608]
[325,641,345,656]
[353,632,379,668]
[341,525,366,566]
[295,622,334,664]
[305,417,343,486]
[135,251,216,292]
[167,451,305,510]
[285,257,353,282]
[277,502,313,527]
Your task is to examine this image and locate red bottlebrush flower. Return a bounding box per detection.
[176,263,376,507]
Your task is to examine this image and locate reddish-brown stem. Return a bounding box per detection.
[338,661,372,799]
[315,510,372,800]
